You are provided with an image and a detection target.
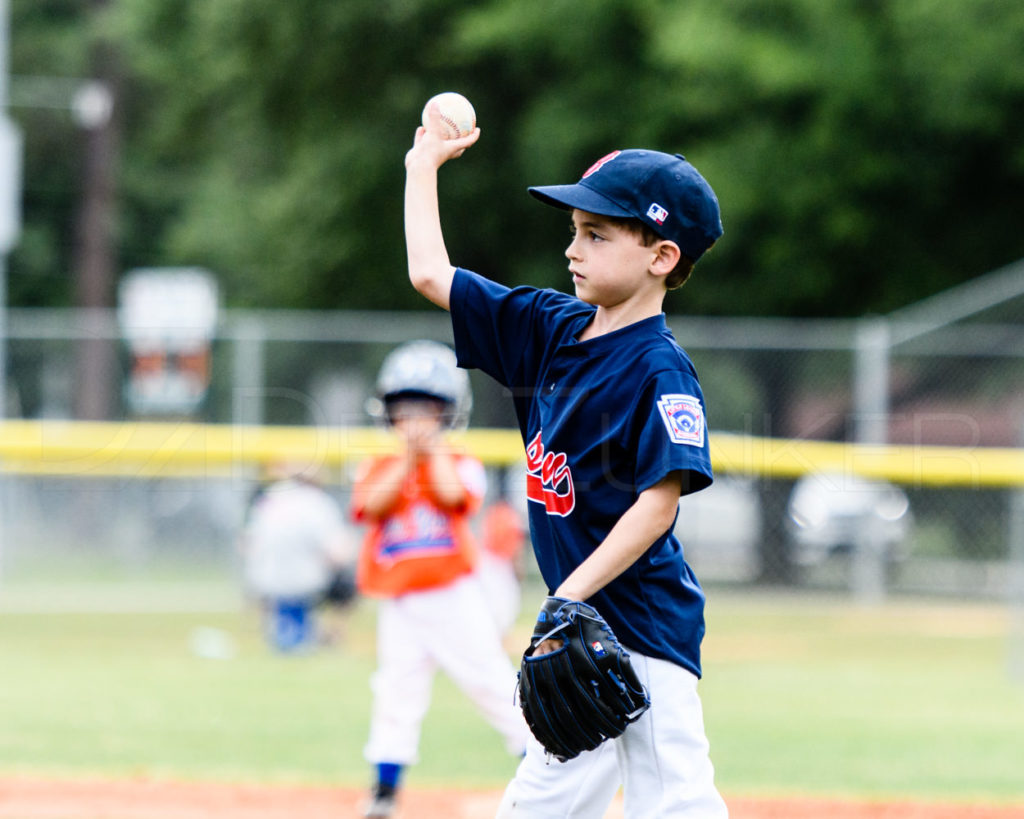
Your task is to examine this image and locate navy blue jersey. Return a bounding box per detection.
[450,268,713,676]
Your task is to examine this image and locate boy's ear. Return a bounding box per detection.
[649,240,682,278]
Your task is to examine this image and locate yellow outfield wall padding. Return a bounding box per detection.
[0,420,1020,487]
[709,434,1024,488]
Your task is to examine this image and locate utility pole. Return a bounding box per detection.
[72,0,118,420]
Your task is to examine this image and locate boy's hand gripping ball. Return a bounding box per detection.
[421,92,476,139]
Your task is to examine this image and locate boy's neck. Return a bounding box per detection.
[577,293,665,342]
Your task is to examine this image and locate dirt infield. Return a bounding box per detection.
[2,778,1023,819]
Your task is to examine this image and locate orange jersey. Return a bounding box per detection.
[481,500,527,561]
[352,453,486,597]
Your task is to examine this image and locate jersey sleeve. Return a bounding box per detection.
[349,456,393,523]
[633,370,713,496]
[449,268,583,389]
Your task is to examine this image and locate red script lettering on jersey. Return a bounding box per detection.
[525,431,575,517]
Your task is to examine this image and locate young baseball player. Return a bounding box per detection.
[404,111,729,816]
[352,340,528,819]
[240,459,353,653]
[476,468,528,637]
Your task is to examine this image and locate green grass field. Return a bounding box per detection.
[1,584,1022,805]
[700,594,1024,803]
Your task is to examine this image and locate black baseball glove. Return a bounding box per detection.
[518,596,650,762]
[321,566,357,607]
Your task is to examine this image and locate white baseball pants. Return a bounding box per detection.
[495,653,728,818]
[364,574,528,764]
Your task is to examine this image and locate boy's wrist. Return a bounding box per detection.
[404,152,441,176]
[552,585,584,601]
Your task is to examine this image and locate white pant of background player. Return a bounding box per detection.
[363,574,528,765]
[497,655,729,818]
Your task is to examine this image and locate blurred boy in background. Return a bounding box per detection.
[240,459,355,653]
[477,466,528,638]
[352,340,527,819]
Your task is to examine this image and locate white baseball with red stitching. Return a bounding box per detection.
[421,92,476,139]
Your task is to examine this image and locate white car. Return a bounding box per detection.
[785,472,913,567]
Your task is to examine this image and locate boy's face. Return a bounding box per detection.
[386,397,445,442]
[565,209,662,306]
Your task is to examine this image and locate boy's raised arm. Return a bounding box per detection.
[403,118,480,311]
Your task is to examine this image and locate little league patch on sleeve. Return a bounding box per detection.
[657,394,706,447]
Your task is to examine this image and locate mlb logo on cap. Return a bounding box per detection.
[646,202,669,225]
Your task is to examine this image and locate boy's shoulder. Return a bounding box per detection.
[352,452,400,483]
[616,318,697,377]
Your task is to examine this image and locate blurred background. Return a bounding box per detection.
[0,0,1022,608]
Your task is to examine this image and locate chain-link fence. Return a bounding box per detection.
[0,271,1021,608]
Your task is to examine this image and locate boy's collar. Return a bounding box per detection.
[571,312,667,346]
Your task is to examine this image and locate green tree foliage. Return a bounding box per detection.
[7,0,94,306]
[10,0,1024,316]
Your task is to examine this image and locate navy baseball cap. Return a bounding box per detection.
[528,149,723,261]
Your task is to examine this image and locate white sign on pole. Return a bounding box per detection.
[0,114,21,255]
[118,267,220,416]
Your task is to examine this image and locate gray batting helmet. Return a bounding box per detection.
[370,340,472,428]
